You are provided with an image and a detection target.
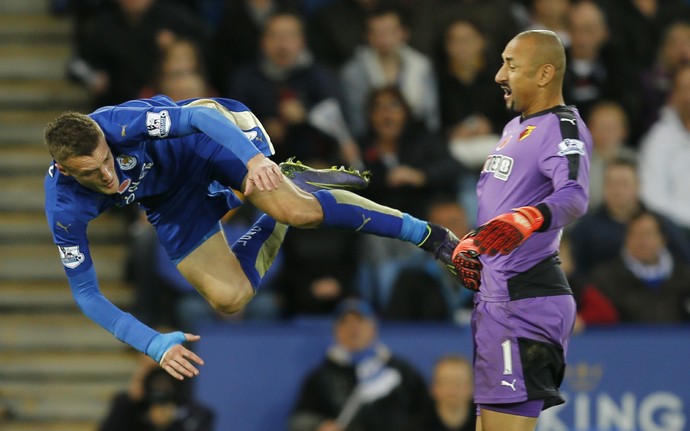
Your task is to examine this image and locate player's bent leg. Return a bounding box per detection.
[177,230,254,314]
[477,406,539,431]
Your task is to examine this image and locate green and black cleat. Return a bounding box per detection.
[279,157,371,193]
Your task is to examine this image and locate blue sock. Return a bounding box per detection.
[230,214,288,290]
[312,190,428,244]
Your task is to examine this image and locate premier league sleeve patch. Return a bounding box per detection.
[58,245,85,269]
[146,110,170,138]
[557,138,585,156]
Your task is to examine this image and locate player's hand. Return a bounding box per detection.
[158,333,204,381]
[452,232,482,291]
[245,154,284,195]
[473,206,544,256]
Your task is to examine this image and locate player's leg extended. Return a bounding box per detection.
[176,217,287,314]
[247,177,460,276]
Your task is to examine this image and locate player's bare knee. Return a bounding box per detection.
[208,282,254,314]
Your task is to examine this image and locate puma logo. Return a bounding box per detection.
[356,214,372,232]
[501,379,517,391]
[560,117,576,125]
[120,124,128,137]
[56,221,71,233]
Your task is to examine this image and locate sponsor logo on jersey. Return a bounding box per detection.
[482,154,514,181]
[116,154,137,170]
[117,178,132,194]
[557,138,585,156]
[58,245,85,269]
[518,125,537,141]
[56,221,71,233]
[146,110,170,138]
[120,124,128,137]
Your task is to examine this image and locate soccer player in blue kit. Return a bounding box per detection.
[44,96,459,380]
[451,31,592,430]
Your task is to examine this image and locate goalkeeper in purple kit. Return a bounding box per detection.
[44,95,460,381]
[451,30,591,431]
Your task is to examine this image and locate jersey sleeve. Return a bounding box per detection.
[537,112,592,229]
[45,170,159,355]
[90,96,266,165]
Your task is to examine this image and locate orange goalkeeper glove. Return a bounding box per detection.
[472,206,544,256]
[452,231,482,292]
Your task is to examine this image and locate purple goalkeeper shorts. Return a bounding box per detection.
[471,294,576,410]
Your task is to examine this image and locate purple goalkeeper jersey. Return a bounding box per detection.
[475,106,591,302]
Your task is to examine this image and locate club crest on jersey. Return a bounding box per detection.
[146,110,170,138]
[496,134,513,151]
[519,125,537,141]
[58,245,85,269]
[116,154,137,170]
[557,138,585,156]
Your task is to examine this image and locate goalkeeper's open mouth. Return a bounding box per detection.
[501,85,512,101]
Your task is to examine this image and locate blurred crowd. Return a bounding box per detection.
[52,0,690,329]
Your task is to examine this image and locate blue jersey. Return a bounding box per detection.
[44,95,273,355]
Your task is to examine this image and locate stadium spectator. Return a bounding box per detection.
[601,0,690,76]
[139,37,214,101]
[277,227,360,317]
[570,157,690,276]
[288,298,431,431]
[358,86,462,218]
[436,18,511,139]
[637,20,690,137]
[405,354,476,431]
[584,101,637,209]
[352,86,462,311]
[99,355,215,431]
[383,197,474,324]
[563,1,632,124]
[521,0,572,47]
[68,0,207,108]
[211,0,299,94]
[639,64,690,237]
[434,18,511,222]
[577,211,690,324]
[341,5,439,137]
[432,0,520,60]
[226,11,355,166]
[306,0,386,71]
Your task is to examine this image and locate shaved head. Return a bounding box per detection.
[495,29,566,116]
[514,30,566,82]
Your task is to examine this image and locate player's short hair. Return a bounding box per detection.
[44,112,102,163]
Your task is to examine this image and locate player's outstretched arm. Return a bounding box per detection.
[473,206,545,256]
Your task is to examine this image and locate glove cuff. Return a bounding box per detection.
[513,206,544,232]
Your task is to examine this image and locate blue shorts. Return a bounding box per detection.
[471,295,576,410]
[147,135,273,264]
